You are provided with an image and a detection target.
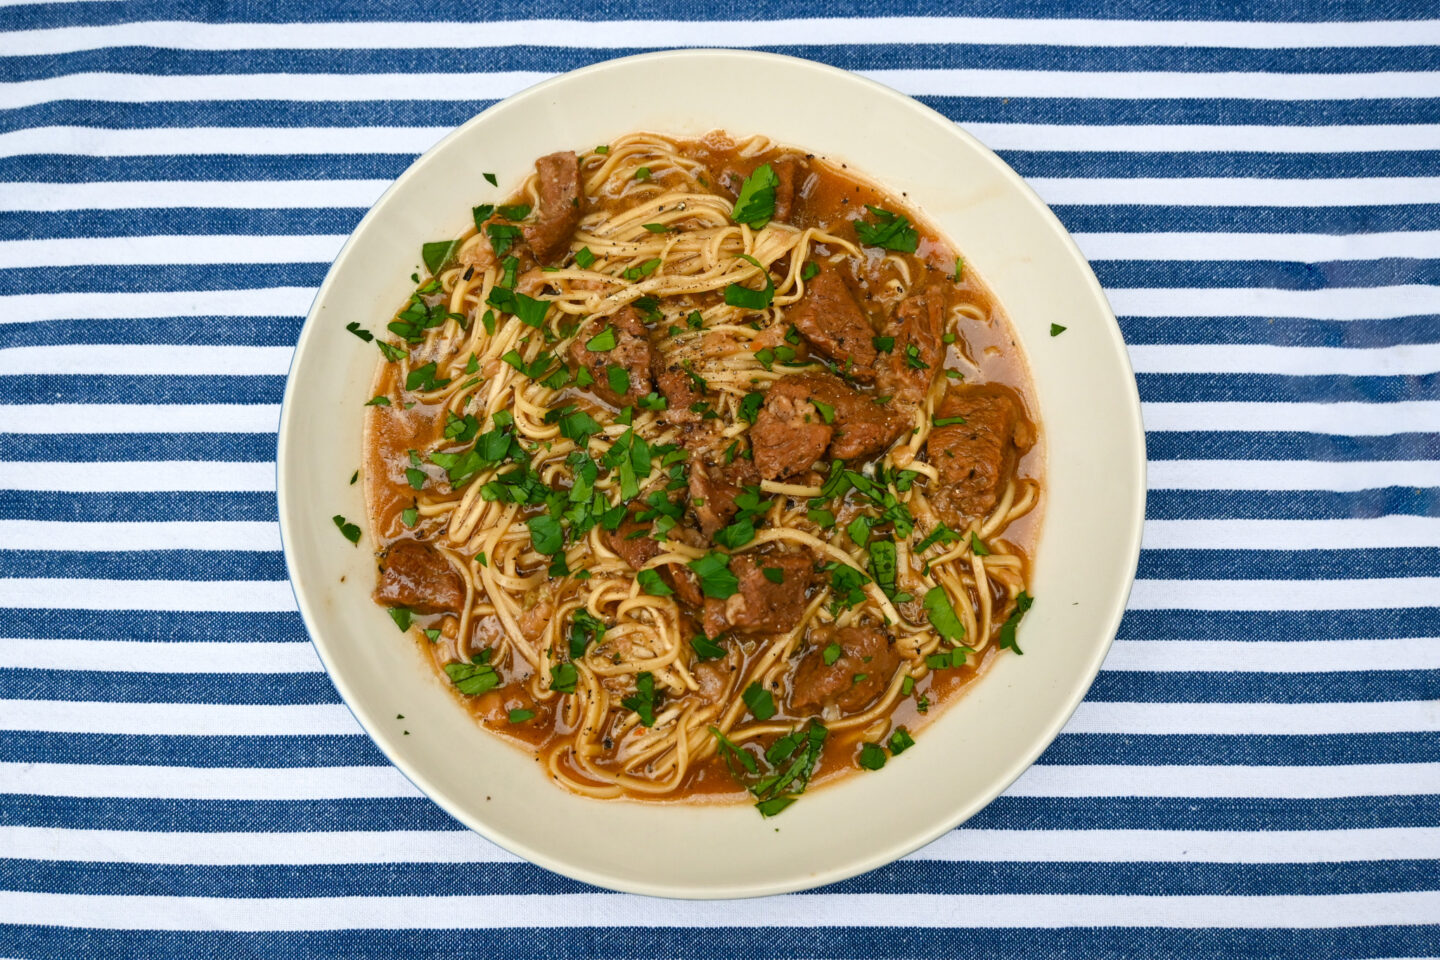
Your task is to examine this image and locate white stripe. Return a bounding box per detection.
[0,288,315,324]
[0,698,1431,740]
[0,344,293,376]
[1077,230,1440,262]
[10,67,1440,108]
[0,638,321,673]
[0,462,277,493]
[1008,762,1440,798]
[0,181,386,212]
[7,17,1440,56]
[3,757,1436,801]
[0,235,347,268]
[1128,343,1440,377]
[1064,701,1440,736]
[0,521,280,551]
[7,123,1440,160]
[4,824,1437,867]
[0,404,281,433]
[0,578,296,611]
[10,177,1439,215]
[1127,577,1440,611]
[1141,400,1440,434]
[1142,517,1440,550]
[1146,460,1440,492]
[1110,286,1440,321]
[1,890,1437,929]
[7,229,1440,268]
[0,703,363,737]
[1103,638,1440,673]
[1035,176,1440,206]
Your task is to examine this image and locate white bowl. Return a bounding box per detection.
[277,49,1145,899]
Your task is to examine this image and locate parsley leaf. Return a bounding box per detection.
[688,552,739,599]
[621,671,658,726]
[742,682,776,721]
[854,206,918,253]
[331,515,360,544]
[998,591,1034,655]
[637,568,673,596]
[550,662,578,694]
[422,239,458,274]
[725,254,775,311]
[858,742,887,770]
[691,634,725,660]
[923,586,966,644]
[445,658,500,695]
[731,163,778,229]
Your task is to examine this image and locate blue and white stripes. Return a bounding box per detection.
[2,1,1439,956]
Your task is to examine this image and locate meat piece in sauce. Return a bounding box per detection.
[521,151,583,265]
[789,624,899,714]
[773,156,802,223]
[876,284,949,405]
[373,539,464,614]
[702,551,815,637]
[687,451,760,538]
[649,332,705,423]
[752,373,902,478]
[600,503,662,571]
[750,377,832,480]
[568,305,654,407]
[788,269,878,381]
[926,383,1034,526]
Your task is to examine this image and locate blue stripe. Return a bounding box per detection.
[5,728,1433,769]
[1138,548,1440,579]
[5,664,1432,706]
[7,43,1440,83]
[0,926,1437,960]
[13,146,1440,187]
[0,492,278,522]
[0,317,304,349]
[1118,608,1440,641]
[1147,488,1440,520]
[1119,315,1440,348]
[4,663,1434,708]
[4,792,1435,835]
[1,856,1435,898]
[1095,258,1440,290]
[1055,204,1440,235]
[7,95,1440,135]
[0,264,326,294]
[12,545,1436,584]
[10,371,1438,407]
[0,668,338,705]
[0,208,364,242]
[1,0,1437,26]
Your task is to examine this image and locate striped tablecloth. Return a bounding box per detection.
[3,2,1438,956]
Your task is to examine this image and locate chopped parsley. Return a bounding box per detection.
[388,607,412,631]
[365,395,391,406]
[508,708,535,724]
[691,634,726,660]
[345,321,373,342]
[445,655,500,695]
[737,391,764,423]
[550,662,579,694]
[822,642,842,666]
[725,254,775,311]
[586,327,617,352]
[421,239,458,274]
[923,586,966,644]
[854,205,919,253]
[888,727,915,755]
[934,416,967,427]
[872,335,895,353]
[970,533,991,556]
[801,261,819,280]
[621,671,658,726]
[635,166,651,181]
[526,514,564,555]
[687,552,739,599]
[483,172,498,186]
[574,246,596,269]
[731,163,778,229]
[762,566,785,584]
[642,222,670,233]
[998,591,1034,655]
[331,515,361,544]
[858,742,887,770]
[636,568,673,596]
[742,681,776,721]
[1051,323,1068,337]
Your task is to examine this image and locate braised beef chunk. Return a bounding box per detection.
[876,284,949,404]
[927,383,1034,525]
[751,377,833,480]
[688,456,760,538]
[373,539,464,614]
[522,151,582,265]
[773,156,801,223]
[649,333,705,423]
[702,551,815,637]
[601,503,661,571]
[790,625,899,713]
[568,305,654,407]
[789,270,877,380]
[754,373,903,470]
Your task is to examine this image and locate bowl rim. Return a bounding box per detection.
[277,47,1146,899]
